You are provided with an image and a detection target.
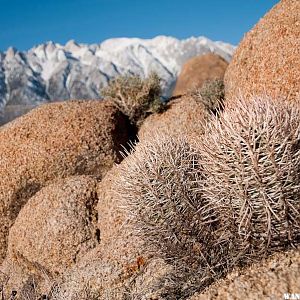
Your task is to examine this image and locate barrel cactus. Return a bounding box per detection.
[115,134,232,297]
[200,96,300,258]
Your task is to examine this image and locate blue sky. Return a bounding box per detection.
[0,0,279,51]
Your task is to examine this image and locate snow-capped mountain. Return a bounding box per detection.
[0,36,235,122]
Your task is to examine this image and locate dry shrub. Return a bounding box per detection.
[101,72,165,126]
[115,134,233,298]
[199,96,300,259]
[190,79,225,115]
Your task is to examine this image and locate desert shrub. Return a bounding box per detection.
[199,96,300,258]
[115,134,234,298]
[101,72,165,126]
[191,79,225,114]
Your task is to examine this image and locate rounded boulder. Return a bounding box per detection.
[0,99,133,262]
[225,0,300,100]
[173,53,228,97]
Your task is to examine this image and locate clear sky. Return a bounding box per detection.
[0,0,279,51]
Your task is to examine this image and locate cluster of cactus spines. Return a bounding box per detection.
[101,72,164,126]
[191,79,225,115]
[115,96,300,297]
[199,96,300,257]
[115,133,235,296]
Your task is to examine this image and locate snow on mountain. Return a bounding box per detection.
[0,36,235,119]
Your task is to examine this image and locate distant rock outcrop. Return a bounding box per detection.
[0,100,133,263]
[225,0,300,100]
[1,176,99,296]
[172,53,228,96]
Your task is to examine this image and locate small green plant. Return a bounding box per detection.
[101,72,165,126]
[191,79,225,114]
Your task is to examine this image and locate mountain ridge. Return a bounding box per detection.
[0,36,235,114]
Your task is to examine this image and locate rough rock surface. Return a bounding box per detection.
[189,248,300,300]
[172,53,228,96]
[138,95,210,141]
[55,164,174,300]
[0,176,99,297]
[0,99,133,263]
[225,0,300,100]
[55,246,172,300]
